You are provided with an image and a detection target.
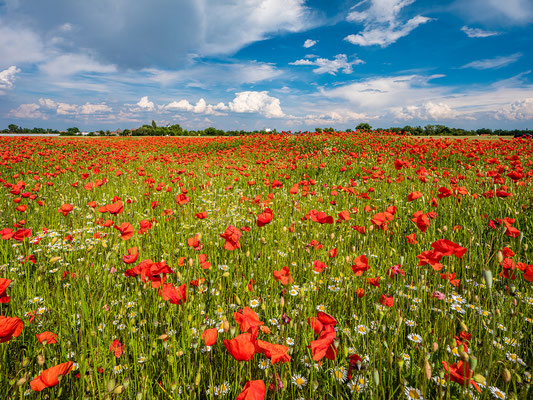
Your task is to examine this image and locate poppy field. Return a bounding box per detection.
[0,132,532,400]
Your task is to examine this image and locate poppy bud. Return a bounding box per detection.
[373,370,379,386]
[459,321,468,332]
[398,359,404,369]
[443,225,448,232]
[223,320,230,333]
[195,372,201,386]
[502,368,511,383]
[37,354,45,365]
[460,352,469,363]
[235,296,241,306]
[496,251,504,263]
[468,355,477,371]
[107,379,116,393]
[473,295,479,303]
[496,308,500,316]
[524,244,528,251]
[114,385,124,394]
[482,269,493,289]
[246,251,250,257]
[189,258,194,267]
[22,357,30,367]
[16,375,28,386]
[424,360,431,380]
[280,297,285,308]
[432,342,438,352]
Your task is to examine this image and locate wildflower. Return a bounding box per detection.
[404,387,423,399]
[407,333,423,344]
[292,375,307,389]
[331,366,348,383]
[489,386,506,399]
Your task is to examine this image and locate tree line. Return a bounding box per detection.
[2,122,531,137]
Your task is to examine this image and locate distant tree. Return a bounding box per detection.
[315,128,322,133]
[323,127,335,133]
[356,123,372,131]
[345,128,352,132]
[151,120,157,129]
[476,128,492,135]
[67,127,80,134]
[8,124,19,133]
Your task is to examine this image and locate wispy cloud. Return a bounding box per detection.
[461,26,500,38]
[460,53,522,70]
[344,0,433,47]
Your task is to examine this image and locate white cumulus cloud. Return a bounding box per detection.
[496,98,533,120]
[345,0,432,47]
[0,66,21,91]
[229,91,284,118]
[290,54,364,75]
[392,102,460,121]
[136,96,155,111]
[9,103,45,119]
[38,98,112,115]
[303,39,317,48]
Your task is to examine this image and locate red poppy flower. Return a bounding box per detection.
[256,340,291,364]
[159,283,187,305]
[110,339,124,358]
[122,247,139,264]
[223,333,257,361]
[273,266,293,285]
[313,260,328,273]
[405,233,418,244]
[234,307,264,336]
[0,278,11,303]
[338,210,351,221]
[518,262,533,282]
[58,204,73,216]
[0,315,23,343]
[0,228,13,240]
[106,201,123,215]
[16,204,27,212]
[187,234,201,249]
[442,360,480,392]
[13,228,32,242]
[256,208,273,227]
[431,239,467,258]
[30,361,74,391]
[114,222,134,240]
[236,380,265,400]
[176,193,190,205]
[417,250,444,271]
[407,191,423,201]
[36,331,58,345]
[202,328,218,346]
[351,255,369,276]
[380,295,394,307]
[366,277,380,287]
[195,211,208,219]
[220,225,241,250]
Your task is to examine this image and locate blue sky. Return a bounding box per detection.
[0,0,532,131]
